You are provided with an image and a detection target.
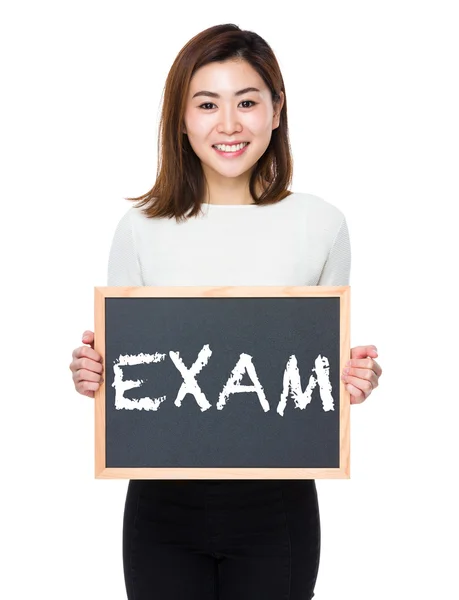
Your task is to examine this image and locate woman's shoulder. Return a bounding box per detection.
[282,191,346,222]
[115,202,164,230]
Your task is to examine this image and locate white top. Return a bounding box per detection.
[107,192,350,287]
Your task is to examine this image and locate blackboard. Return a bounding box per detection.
[94,286,350,479]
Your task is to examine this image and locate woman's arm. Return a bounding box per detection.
[69,208,144,398]
[107,208,144,286]
[318,215,382,403]
[318,216,351,287]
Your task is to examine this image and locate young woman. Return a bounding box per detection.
[69,23,382,600]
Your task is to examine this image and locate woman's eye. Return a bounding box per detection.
[198,100,257,110]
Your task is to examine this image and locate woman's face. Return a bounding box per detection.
[183,59,284,182]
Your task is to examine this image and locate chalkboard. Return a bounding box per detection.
[94,286,350,479]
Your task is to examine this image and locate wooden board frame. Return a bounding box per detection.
[94,285,350,479]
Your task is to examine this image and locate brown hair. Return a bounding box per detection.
[126,23,293,220]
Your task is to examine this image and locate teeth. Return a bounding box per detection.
[214,142,248,152]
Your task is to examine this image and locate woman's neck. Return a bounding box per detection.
[202,170,259,205]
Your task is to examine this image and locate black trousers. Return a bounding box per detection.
[122,479,320,599]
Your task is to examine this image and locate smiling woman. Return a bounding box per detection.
[69,21,382,600]
[184,61,285,199]
[125,25,292,215]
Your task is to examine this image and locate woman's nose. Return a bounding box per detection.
[217,106,242,135]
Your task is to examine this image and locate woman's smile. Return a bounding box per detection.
[212,141,250,158]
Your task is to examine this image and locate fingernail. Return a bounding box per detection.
[346,360,351,366]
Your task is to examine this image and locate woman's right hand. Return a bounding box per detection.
[69,330,104,398]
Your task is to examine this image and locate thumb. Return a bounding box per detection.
[350,345,378,359]
[82,330,94,347]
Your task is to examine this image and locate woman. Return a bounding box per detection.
[69,23,382,600]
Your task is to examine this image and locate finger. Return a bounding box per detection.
[73,367,104,384]
[342,374,373,399]
[372,359,383,378]
[350,345,378,360]
[77,380,101,396]
[342,366,379,389]
[74,356,103,375]
[70,354,103,376]
[82,330,95,349]
[347,382,366,404]
[72,345,103,365]
[346,357,379,372]
[347,358,382,380]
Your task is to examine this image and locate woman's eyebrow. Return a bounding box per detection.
[192,87,261,99]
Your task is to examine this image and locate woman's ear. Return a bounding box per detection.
[272,91,285,130]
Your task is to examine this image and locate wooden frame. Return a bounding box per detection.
[94,286,350,479]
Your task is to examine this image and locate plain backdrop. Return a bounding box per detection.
[1,1,458,599]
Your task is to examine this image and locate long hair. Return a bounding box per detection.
[126,23,293,220]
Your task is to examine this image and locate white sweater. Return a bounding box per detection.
[107,192,350,288]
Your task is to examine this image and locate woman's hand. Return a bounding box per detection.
[341,345,382,404]
[69,330,104,398]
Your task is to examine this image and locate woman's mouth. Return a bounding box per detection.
[212,142,250,158]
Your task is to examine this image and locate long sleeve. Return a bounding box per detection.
[317,216,351,286]
[107,208,144,286]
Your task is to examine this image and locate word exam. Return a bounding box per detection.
[112,344,335,417]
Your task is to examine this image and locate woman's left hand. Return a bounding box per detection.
[341,345,382,404]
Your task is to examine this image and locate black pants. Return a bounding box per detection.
[123,479,320,599]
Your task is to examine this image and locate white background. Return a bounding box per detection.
[1,1,458,598]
